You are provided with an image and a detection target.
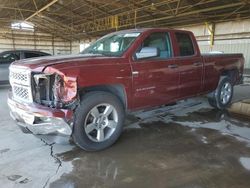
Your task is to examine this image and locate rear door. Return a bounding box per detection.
[24,52,42,59]
[131,32,179,109]
[174,32,203,98]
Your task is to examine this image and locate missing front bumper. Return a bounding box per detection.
[8,93,73,136]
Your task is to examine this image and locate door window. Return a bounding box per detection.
[175,33,195,56]
[0,52,19,64]
[136,32,172,60]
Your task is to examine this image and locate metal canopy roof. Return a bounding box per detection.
[0,0,250,40]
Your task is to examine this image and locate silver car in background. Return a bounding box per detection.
[0,50,51,84]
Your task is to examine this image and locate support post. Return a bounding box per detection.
[205,22,215,50]
[11,30,15,50]
[134,9,137,28]
[52,35,55,55]
[70,40,72,54]
[34,29,37,50]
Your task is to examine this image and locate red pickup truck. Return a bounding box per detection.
[8,28,244,151]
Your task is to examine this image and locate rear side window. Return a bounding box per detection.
[175,33,195,56]
[24,52,41,58]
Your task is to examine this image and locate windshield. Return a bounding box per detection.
[81,32,141,57]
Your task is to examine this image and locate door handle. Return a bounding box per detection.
[132,71,139,76]
[168,64,178,69]
[193,62,202,66]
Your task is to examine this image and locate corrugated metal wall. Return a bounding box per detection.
[0,29,79,55]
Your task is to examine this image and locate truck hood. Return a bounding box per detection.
[12,54,116,72]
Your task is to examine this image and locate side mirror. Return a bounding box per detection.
[135,47,159,59]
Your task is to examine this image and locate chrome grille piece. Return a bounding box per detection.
[9,66,31,86]
[10,71,28,83]
[12,84,32,102]
[9,65,33,103]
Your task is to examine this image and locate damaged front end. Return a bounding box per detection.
[8,65,78,136]
[32,68,78,110]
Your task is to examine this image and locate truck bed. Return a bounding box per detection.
[202,53,244,59]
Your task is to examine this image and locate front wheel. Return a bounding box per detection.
[208,76,234,110]
[72,91,125,151]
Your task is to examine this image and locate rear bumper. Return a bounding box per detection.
[8,91,73,136]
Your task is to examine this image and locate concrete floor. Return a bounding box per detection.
[0,85,250,188]
[244,68,250,75]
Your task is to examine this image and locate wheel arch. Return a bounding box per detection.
[78,84,128,110]
[221,68,239,85]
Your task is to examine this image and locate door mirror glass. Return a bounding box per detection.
[136,47,159,59]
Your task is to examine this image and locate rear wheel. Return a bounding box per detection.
[208,76,233,109]
[72,91,125,151]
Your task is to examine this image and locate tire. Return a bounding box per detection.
[72,91,125,151]
[208,76,234,110]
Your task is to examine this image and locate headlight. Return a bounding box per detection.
[33,73,52,85]
[33,71,77,108]
[53,73,78,107]
[53,74,64,103]
[33,73,54,105]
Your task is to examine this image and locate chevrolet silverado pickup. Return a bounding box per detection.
[8,28,244,151]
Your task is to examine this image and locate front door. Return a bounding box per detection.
[131,32,179,109]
